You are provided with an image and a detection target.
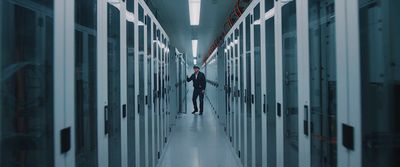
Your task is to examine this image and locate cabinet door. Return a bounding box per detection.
[126,19,136,167]
[1,0,75,166]
[276,1,299,167]
[263,1,277,166]
[75,0,100,166]
[336,0,400,166]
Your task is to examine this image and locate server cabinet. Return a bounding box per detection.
[0,0,75,166]
[336,0,400,166]
[275,0,299,167]
[146,15,154,167]
[233,31,239,153]
[217,46,227,127]
[106,2,128,167]
[153,25,159,166]
[239,22,247,165]
[263,1,277,167]
[243,14,252,167]
[299,0,338,167]
[234,27,243,161]
[252,4,263,167]
[75,0,103,166]
[237,24,244,163]
[136,4,147,167]
[126,13,136,167]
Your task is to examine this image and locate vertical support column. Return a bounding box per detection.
[336,0,361,167]
[274,0,284,166]
[143,13,149,167]
[242,21,248,167]
[54,0,76,166]
[98,0,109,166]
[250,11,256,167]
[149,20,155,167]
[232,36,237,149]
[134,1,140,167]
[259,1,267,167]
[120,2,128,167]
[236,34,242,158]
[296,0,311,167]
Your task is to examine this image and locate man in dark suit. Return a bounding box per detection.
[187,65,206,115]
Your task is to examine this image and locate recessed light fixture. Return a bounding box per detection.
[188,0,201,25]
[192,40,198,58]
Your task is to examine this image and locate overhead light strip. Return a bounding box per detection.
[188,0,201,25]
[192,40,198,58]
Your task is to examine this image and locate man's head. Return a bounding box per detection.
[193,65,200,73]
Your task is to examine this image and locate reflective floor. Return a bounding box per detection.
[158,95,241,167]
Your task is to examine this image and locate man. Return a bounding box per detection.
[187,65,206,115]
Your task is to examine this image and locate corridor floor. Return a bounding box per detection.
[158,96,241,167]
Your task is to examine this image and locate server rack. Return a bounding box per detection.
[0,0,175,167]
[214,0,400,167]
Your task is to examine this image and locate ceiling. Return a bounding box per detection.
[146,0,236,66]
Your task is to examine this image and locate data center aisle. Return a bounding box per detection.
[158,95,241,167]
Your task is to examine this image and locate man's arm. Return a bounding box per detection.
[186,74,193,82]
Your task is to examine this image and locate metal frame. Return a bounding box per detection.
[98,0,109,166]
[274,0,284,166]
[335,0,361,167]
[120,2,128,167]
[259,1,267,167]
[54,0,76,166]
[296,0,311,167]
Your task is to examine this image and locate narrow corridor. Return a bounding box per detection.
[158,93,241,167]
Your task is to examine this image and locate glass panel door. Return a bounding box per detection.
[239,22,246,164]
[265,14,276,167]
[308,0,337,167]
[253,4,263,167]
[281,1,298,167]
[234,29,240,154]
[107,4,121,167]
[138,5,146,166]
[1,1,54,166]
[126,20,135,167]
[359,0,400,166]
[245,14,252,167]
[75,0,98,166]
[145,15,153,167]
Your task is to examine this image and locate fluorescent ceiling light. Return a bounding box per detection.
[194,59,197,64]
[192,40,198,58]
[188,0,201,25]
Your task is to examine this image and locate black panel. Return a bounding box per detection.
[303,105,309,136]
[122,104,127,118]
[342,124,354,150]
[277,103,281,117]
[61,127,71,153]
[104,105,110,135]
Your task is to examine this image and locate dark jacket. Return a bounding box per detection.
[187,72,206,90]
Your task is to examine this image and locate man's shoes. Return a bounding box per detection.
[199,112,203,115]
[192,110,198,114]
